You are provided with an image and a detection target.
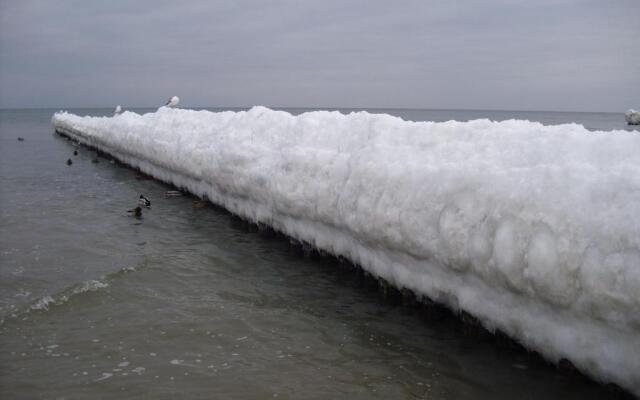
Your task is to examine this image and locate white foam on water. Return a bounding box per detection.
[72,280,108,294]
[26,279,109,315]
[131,367,146,374]
[95,372,113,382]
[52,107,640,395]
[30,296,55,311]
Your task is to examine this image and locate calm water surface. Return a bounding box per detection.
[0,108,635,399]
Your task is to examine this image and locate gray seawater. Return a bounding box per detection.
[0,108,635,399]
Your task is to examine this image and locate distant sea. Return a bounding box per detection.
[286,107,639,132]
[0,108,634,399]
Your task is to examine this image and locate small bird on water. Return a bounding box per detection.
[165,96,180,108]
[114,105,123,116]
[66,159,72,166]
[192,199,208,208]
[138,195,151,208]
[127,206,142,217]
[73,150,78,156]
[17,137,25,141]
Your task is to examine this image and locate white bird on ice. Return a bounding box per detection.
[165,96,180,108]
[114,105,123,116]
[625,109,640,125]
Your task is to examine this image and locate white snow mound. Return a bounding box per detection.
[52,106,640,394]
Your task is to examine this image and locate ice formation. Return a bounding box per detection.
[52,107,640,395]
[625,109,640,125]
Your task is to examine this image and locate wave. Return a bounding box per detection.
[29,279,108,312]
[1,265,140,324]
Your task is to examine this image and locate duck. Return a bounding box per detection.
[73,150,78,156]
[138,195,151,208]
[192,199,208,208]
[127,206,142,217]
[17,137,25,141]
[165,96,180,108]
[66,159,73,166]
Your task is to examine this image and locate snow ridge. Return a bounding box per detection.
[52,107,640,394]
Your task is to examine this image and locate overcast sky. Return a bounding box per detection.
[0,0,638,111]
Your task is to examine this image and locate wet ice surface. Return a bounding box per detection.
[0,109,634,399]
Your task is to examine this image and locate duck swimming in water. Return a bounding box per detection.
[138,195,151,208]
[66,159,72,166]
[127,206,142,217]
[192,199,208,208]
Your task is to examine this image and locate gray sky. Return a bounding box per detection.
[1,0,638,111]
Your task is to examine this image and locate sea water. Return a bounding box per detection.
[0,108,636,399]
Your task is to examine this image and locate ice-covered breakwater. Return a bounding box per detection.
[52,106,640,395]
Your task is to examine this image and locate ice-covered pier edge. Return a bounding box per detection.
[53,106,640,395]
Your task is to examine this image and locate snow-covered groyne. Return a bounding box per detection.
[53,107,640,395]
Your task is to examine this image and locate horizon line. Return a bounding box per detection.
[0,105,626,115]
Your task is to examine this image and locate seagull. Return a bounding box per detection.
[138,195,151,208]
[165,96,180,108]
[625,109,640,125]
[114,105,123,116]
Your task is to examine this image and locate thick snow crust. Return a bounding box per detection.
[52,107,640,394]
